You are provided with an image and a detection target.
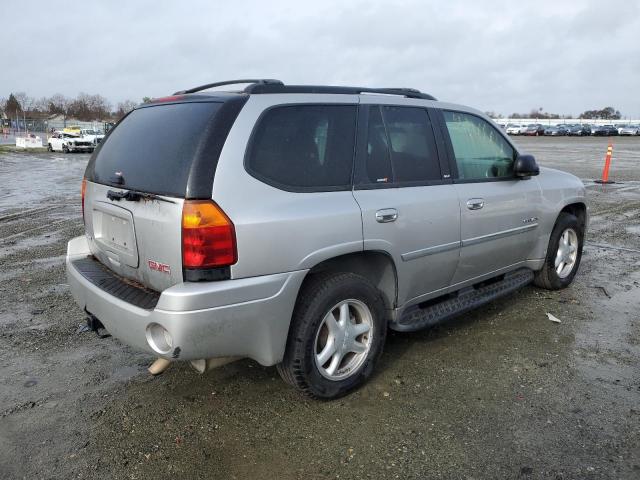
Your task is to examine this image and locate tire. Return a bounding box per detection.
[277,272,387,399]
[47,143,52,152]
[534,212,583,290]
[62,145,69,154]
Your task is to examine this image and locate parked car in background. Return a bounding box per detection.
[66,79,588,399]
[619,125,640,136]
[544,125,569,136]
[523,124,545,136]
[506,124,523,135]
[79,129,106,144]
[592,125,619,136]
[567,125,591,136]
[48,131,95,153]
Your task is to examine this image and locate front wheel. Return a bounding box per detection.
[277,272,387,399]
[47,143,53,152]
[62,144,69,154]
[534,212,583,290]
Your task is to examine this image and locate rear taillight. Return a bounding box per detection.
[81,178,86,222]
[182,200,237,269]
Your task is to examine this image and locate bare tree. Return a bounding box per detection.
[115,100,138,119]
[11,92,37,113]
[48,93,70,116]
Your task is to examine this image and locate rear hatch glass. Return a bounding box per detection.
[82,100,231,292]
[88,101,222,197]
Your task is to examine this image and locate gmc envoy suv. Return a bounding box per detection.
[66,79,587,399]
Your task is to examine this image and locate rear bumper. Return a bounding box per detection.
[66,235,307,365]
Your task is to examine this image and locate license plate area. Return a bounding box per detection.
[92,201,139,268]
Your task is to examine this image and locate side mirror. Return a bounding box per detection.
[514,154,540,178]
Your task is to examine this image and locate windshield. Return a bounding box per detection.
[88,102,222,197]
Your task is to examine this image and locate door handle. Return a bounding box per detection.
[466,198,484,210]
[375,208,398,223]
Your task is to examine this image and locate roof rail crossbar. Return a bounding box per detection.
[174,79,283,95]
[244,83,436,100]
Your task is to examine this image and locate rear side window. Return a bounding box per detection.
[443,111,515,180]
[246,105,357,190]
[362,106,441,185]
[89,102,221,197]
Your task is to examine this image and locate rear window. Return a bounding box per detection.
[89,102,221,197]
[245,105,357,191]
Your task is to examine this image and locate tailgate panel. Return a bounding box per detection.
[92,202,138,268]
[84,181,185,292]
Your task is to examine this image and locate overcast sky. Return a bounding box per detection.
[2,0,639,117]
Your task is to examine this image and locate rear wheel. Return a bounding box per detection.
[277,272,387,399]
[47,143,52,152]
[534,212,583,290]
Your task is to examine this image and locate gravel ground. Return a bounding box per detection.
[0,137,639,479]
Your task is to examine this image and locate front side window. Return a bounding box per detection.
[443,111,515,180]
[246,105,357,190]
[362,106,441,185]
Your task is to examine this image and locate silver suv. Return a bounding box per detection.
[66,79,587,399]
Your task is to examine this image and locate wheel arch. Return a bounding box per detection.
[300,250,398,312]
[559,202,587,235]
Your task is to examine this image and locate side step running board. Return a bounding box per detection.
[392,268,534,332]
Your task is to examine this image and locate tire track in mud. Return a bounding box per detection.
[0,217,81,244]
[0,204,69,223]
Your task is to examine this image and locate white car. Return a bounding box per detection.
[619,125,640,136]
[79,129,106,144]
[47,132,95,153]
[506,124,522,135]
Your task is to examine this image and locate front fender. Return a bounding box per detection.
[529,167,587,260]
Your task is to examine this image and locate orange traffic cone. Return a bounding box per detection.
[594,142,614,184]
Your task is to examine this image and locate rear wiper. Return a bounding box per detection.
[106,189,176,204]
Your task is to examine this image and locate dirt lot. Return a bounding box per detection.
[0,137,639,479]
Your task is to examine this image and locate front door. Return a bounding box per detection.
[438,110,542,284]
[352,102,461,308]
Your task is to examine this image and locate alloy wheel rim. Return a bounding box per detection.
[555,228,579,278]
[314,299,373,381]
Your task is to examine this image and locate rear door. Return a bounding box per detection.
[438,110,542,284]
[83,100,226,292]
[352,101,461,307]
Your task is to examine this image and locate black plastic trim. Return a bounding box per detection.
[175,79,283,95]
[183,266,231,282]
[72,256,160,310]
[186,95,249,199]
[245,83,436,100]
[393,268,534,332]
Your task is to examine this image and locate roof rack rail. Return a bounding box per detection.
[174,79,283,95]
[244,83,436,100]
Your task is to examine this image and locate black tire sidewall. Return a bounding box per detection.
[543,213,583,288]
[289,274,386,399]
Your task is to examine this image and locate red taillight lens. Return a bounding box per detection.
[182,200,237,268]
[81,178,87,222]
